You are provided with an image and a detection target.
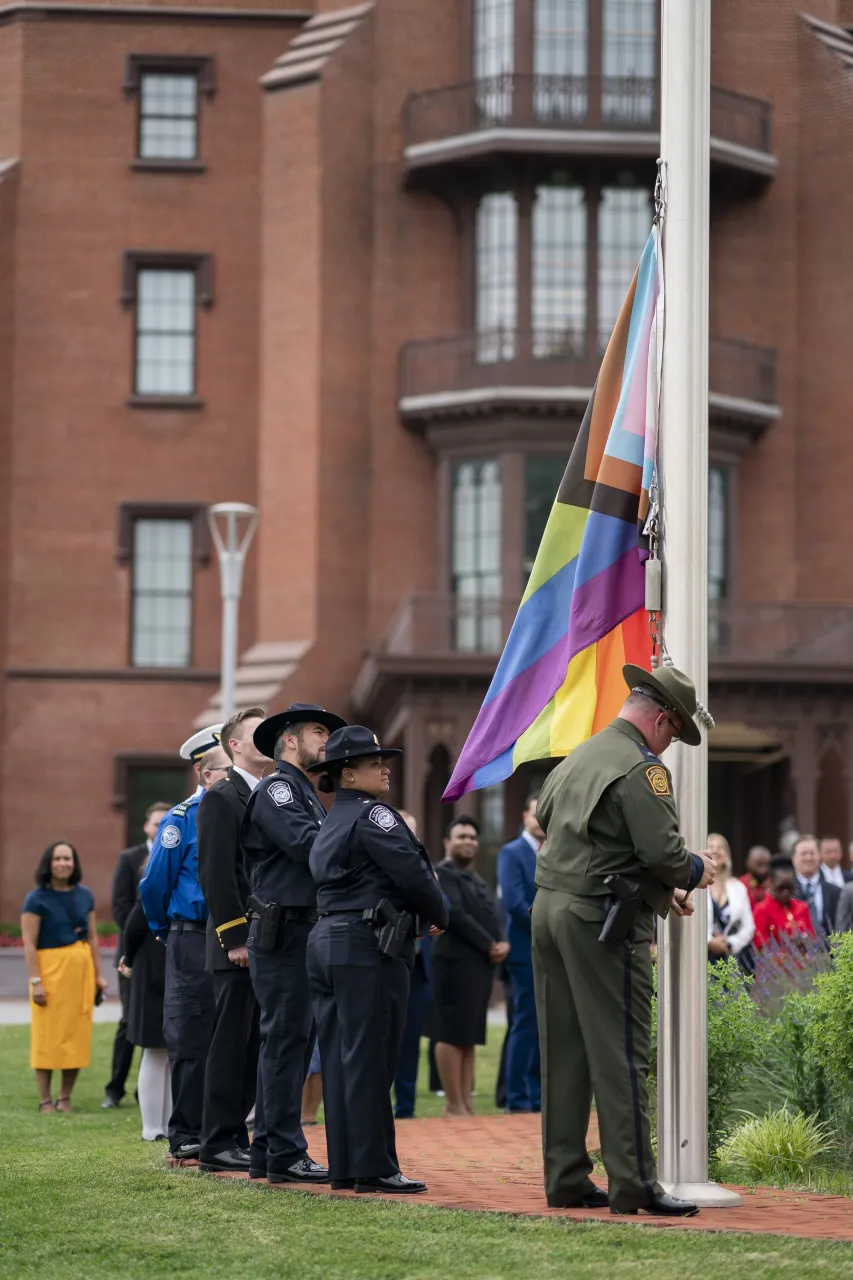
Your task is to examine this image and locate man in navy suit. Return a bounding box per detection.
[497,795,543,1113]
[792,833,841,943]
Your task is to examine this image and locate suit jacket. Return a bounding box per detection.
[197,768,254,972]
[835,882,853,933]
[432,858,502,965]
[110,841,148,966]
[497,835,537,966]
[793,869,841,936]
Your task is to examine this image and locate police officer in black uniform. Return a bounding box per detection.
[307,726,449,1194]
[241,703,347,1184]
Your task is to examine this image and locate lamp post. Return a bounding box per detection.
[656,0,741,1207]
[207,503,258,720]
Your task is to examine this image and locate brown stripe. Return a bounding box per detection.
[584,266,638,482]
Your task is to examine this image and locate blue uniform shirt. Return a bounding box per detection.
[139,791,207,932]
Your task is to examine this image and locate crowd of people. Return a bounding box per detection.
[18,688,853,1202]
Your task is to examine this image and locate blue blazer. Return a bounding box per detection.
[497,835,538,965]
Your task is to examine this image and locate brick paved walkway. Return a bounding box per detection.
[185,1113,853,1241]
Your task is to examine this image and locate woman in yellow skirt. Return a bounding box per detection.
[21,841,109,1112]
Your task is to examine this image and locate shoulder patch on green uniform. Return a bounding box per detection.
[645,765,670,796]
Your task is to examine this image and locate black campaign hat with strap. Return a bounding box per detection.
[253,704,348,760]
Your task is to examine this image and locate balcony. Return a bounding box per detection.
[709,602,853,679]
[399,329,779,437]
[403,76,777,184]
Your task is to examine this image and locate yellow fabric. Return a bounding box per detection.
[30,941,95,1070]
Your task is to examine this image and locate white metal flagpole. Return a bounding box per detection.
[655,0,741,1206]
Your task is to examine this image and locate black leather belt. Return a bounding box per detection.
[249,907,318,923]
[318,909,366,917]
[169,920,206,935]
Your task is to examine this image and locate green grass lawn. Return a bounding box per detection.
[2,1023,853,1278]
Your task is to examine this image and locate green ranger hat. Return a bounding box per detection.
[621,663,703,747]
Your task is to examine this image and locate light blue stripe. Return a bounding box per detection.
[572,511,638,589]
[606,232,657,451]
[472,744,516,790]
[482,558,577,705]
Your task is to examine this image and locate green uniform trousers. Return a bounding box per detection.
[531,886,662,1211]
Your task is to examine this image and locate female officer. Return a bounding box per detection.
[306,726,448,1193]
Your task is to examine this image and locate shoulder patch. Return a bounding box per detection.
[368,805,397,831]
[160,825,182,848]
[269,782,293,808]
[173,804,188,817]
[645,765,670,797]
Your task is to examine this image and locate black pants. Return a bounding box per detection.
[200,967,260,1159]
[308,916,409,1182]
[104,972,135,1102]
[248,918,315,1176]
[162,927,215,1152]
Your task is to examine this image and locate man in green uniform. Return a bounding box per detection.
[532,663,716,1218]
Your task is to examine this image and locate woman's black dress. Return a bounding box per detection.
[122,899,167,1049]
[430,858,502,1047]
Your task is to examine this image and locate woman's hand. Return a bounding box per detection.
[96,975,109,992]
[708,934,729,957]
[31,983,47,1007]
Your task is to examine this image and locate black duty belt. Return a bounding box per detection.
[248,907,318,923]
[168,920,206,935]
[318,909,368,917]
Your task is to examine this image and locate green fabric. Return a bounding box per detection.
[535,718,694,917]
[532,887,660,1211]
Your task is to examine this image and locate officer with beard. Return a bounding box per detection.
[241,704,347,1184]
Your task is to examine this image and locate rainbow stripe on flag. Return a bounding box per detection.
[443,228,661,802]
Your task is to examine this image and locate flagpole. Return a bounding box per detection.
[655,0,741,1206]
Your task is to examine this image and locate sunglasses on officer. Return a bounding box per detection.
[631,686,682,741]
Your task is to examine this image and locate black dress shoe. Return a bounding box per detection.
[199,1148,252,1173]
[355,1173,427,1194]
[100,1096,120,1110]
[267,1156,329,1184]
[611,1191,699,1218]
[171,1142,201,1160]
[548,1187,609,1209]
[331,1179,356,1190]
[248,1168,267,1181]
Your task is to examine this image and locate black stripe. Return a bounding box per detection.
[622,945,654,1200]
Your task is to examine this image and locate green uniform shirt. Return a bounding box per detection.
[535,718,694,917]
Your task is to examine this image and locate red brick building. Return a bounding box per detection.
[3,0,853,919]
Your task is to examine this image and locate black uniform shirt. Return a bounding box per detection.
[241,760,327,907]
[310,790,449,928]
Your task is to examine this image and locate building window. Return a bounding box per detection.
[532,182,586,357]
[709,466,728,601]
[533,0,588,122]
[123,55,215,166]
[597,185,651,351]
[602,0,657,122]
[476,193,518,361]
[131,518,194,667]
[135,269,196,396]
[124,763,190,846]
[474,0,515,119]
[452,459,502,652]
[139,72,199,160]
[524,455,568,581]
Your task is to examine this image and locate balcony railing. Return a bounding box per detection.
[404,75,773,159]
[384,596,853,671]
[399,329,778,414]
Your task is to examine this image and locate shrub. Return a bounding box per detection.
[716,1106,835,1187]
[805,931,853,1091]
[775,991,831,1120]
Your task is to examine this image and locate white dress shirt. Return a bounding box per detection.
[797,873,824,930]
[822,863,846,890]
[232,765,261,792]
[521,830,541,855]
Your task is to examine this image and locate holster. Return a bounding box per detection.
[598,874,643,946]
[364,899,414,958]
[249,894,282,952]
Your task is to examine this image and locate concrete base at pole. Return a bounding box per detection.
[659,1181,743,1207]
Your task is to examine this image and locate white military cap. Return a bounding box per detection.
[179,724,224,762]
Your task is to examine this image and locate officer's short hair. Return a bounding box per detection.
[274,723,303,761]
[199,747,228,778]
[769,855,794,879]
[221,707,266,761]
[145,801,171,821]
[445,814,480,840]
